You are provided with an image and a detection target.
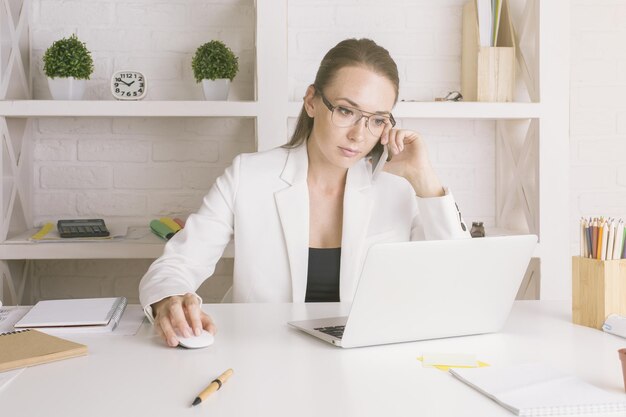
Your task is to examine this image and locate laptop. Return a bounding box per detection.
[288,235,537,348]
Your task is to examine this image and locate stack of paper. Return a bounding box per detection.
[450,363,626,416]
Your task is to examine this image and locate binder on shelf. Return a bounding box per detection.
[572,256,626,329]
[461,0,516,102]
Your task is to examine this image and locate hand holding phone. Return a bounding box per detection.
[371,144,389,181]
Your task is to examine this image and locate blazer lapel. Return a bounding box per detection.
[340,159,374,302]
[274,145,309,302]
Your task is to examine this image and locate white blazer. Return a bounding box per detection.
[139,144,470,317]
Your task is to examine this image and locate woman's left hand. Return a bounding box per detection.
[380,127,445,198]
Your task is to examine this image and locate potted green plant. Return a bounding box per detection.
[191,40,239,100]
[43,34,94,100]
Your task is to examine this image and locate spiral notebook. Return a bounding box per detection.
[450,363,626,416]
[0,329,87,373]
[14,297,127,332]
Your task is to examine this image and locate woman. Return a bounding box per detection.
[139,38,470,347]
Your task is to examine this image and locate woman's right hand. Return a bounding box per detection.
[152,293,217,347]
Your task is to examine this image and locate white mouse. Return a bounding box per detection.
[177,329,214,349]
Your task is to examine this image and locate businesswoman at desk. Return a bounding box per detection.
[139,38,470,347]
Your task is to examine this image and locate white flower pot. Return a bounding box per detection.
[47,77,86,100]
[202,79,230,100]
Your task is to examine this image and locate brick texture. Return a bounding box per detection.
[571,0,626,255]
[23,0,548,302]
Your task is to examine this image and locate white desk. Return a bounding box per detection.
[2,301,625,417]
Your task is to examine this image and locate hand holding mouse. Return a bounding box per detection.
[177,329,214,349]
[152,293,216,347]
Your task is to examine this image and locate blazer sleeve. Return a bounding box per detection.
[138,154,241,320]
[410,187,471,240]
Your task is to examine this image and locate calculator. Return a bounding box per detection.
[57,219,110,238]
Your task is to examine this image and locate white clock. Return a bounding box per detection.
[111,70,147,100]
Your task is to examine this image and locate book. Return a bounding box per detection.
[492,0,503,46]
[450,363,626,416]
[476,0,493,46]
[15,297,127,331]
[0,329,87,373]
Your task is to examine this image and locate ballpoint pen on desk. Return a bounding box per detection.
[191,368,234,406]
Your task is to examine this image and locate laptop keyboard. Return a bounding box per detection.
[314,325,345,339]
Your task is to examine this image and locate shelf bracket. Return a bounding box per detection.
[1,259,29,304]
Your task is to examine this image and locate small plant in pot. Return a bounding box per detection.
[43,34,94,100]
[192,40,239,100]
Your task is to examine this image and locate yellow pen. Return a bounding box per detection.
[191,368,233,406]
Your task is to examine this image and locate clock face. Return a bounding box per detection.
[111,71,147,100]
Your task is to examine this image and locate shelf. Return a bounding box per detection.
[287,101,541,119]
[0,227,235,260]
[0,100,259,118]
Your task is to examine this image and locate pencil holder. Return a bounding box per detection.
[572,256,626,329]
[461,0,516,102]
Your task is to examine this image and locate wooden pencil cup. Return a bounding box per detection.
[572,256,626,329]
[461,0,516,102]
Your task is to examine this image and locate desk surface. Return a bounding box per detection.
[2,301,625,417]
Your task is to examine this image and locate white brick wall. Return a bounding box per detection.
[288,0,465,102]
[31,0,255,101]
[32,117,255,223]
[29,0,256,302]
[570,0,626,255]
[25,0,505,302]
[26,258,234,304]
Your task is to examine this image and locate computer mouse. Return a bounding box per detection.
[177,329,214,349]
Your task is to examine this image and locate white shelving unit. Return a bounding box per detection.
[0,100,260,117]
[0,0,569,304]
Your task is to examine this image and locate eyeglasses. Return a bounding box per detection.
[315,86,396,138]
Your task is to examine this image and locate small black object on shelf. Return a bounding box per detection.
[470,221,485,238]
[57,219,110,238]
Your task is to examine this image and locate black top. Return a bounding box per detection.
[305,247,341,302]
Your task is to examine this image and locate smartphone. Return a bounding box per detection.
[370,142,389,181]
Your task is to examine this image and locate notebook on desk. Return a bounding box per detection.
[14,297,127,331]
[0,329,87,373]
[288,235,537,348]
[450,363,626,416]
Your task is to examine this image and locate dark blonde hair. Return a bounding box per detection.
[284,38,399,149]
